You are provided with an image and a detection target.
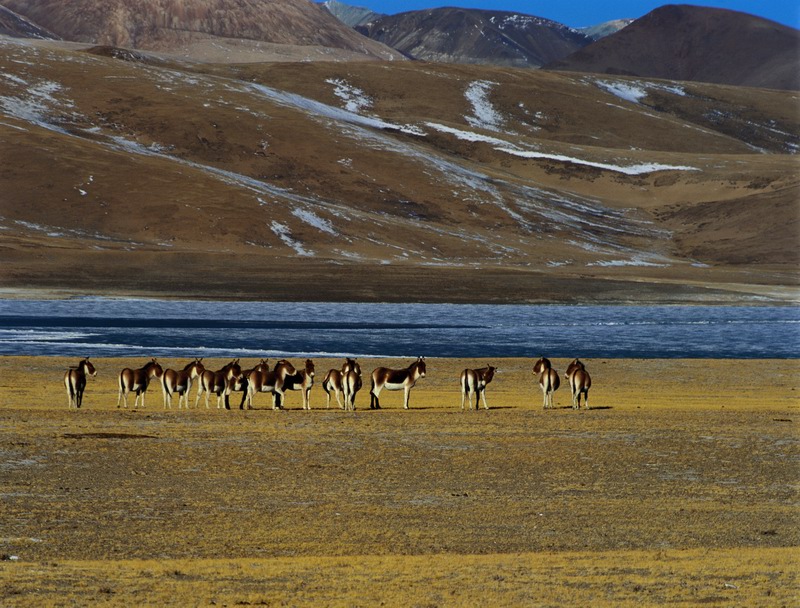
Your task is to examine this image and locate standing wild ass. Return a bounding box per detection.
[322,358,360,409]
[564,358,592,410]
[195,359,241,409]
[370,357,427,410]
[282,359,316,409]
[460,365,496,410]
[64,357,97,409]
[533,356,560,409]
[161,359,205,409]
[244,359,297,410]
[117,358,163,409]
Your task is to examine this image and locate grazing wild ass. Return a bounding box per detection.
[224,359,269,410]
[370,357,427,410]
[533,356,560,409]
[161,359,205,409]
[244,359,297,410]
[117,358,163,409]
[460,365,496,410]
[322,358,360,409]
[565,358,592,410]
[64,357,96,409]
[282,359,316,410]
[195,359,241,409]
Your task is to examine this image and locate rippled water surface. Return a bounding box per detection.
[0,299,797,359]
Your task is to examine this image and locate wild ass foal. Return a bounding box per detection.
[282,359,316,410]
[244,359,297,410]
[370,357,426,410]
[460,365,496,410]
[195,359,241,409]
[161,358,205,409]
[117,358,163,409]
[565,358,592,410]
[322,358,360,409]
[64,357,97,408]
[533,356,560,409]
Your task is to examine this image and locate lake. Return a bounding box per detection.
[0,299,797,359]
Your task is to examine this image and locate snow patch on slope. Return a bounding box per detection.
[464,80,503,131]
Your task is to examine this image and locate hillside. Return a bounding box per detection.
[0,4,56,38]
[578,19,633,41]
[355,8,590,67]
[0,0,402,61]
[549,4,800,90]
[0,37,798,303]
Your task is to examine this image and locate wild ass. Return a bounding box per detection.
[282,359,316,410]
[224,359,269,410]
[161,359,205,409]
[244,359,297,410]
[117,358,163,409]
[322,358,359,409]
[195,359,241,409]
[370,357,426,410]
[460,365,496,411]
[533,356,560,409]
[564,358,592,410]
[342,358,362,411]
[64,357,97,409]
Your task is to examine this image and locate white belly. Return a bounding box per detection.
[384,381,406,391]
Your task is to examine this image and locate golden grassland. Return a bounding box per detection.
[0,356,798,606]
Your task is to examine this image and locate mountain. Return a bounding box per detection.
[355,7,591,67]
[578,19,633,41]
[1,37,797,303]
[0,4,57,39]
[0,0,402,61]
[322,0,383,27]
[549,5,800,90]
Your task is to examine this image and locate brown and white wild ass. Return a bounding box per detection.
[460,365,496,411]
[533,356,560,409]
[564,358,592,410]
[244,359,297,410]
[321,358,359,409]
[224,359,268,410]
[117,358,163,409]
[195,359,241,409]
[342,358,362,411]
[64,357,97,409]
[370,357,426,410]
[281,359,316,410]
[161,358,205,409]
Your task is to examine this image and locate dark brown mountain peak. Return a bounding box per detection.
[548,4,800,90]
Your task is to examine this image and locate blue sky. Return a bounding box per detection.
[351,1,799,29]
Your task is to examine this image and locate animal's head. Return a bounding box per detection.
[416,356,426,378]
[344,357,361,375]
[533,356,551,374]
[82,357,97,377]
[485,366,497,382]
[305,359,315,377]
[148,358,164,378]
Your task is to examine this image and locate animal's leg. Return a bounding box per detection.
[481,388,489,410]
[403,386,411,410]
[194,384,203,408]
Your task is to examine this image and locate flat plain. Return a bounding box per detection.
[0,355,797,606]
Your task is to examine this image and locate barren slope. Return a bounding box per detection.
[0,37,798,302]
[0,0,403,61]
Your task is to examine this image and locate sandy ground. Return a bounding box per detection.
[0,356,798,605]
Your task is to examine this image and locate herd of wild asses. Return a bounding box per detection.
[63,356,592,411]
